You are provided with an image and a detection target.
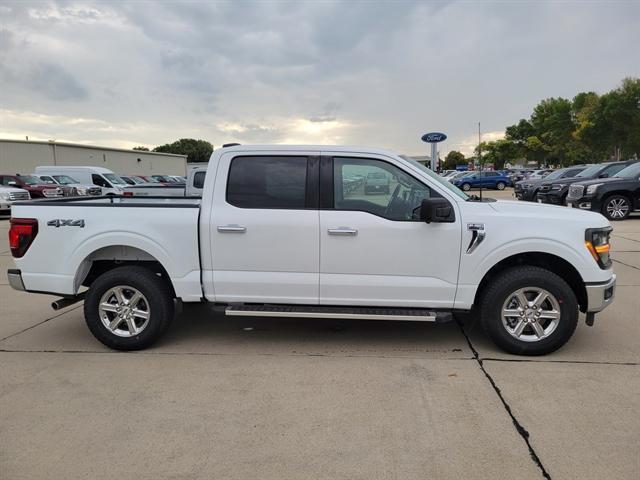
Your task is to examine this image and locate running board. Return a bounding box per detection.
[225,305,452,323]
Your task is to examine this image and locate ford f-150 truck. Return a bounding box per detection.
[7,145,616,355]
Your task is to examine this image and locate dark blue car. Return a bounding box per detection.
[452,171,512,191]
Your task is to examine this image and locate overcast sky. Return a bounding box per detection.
[1,1,638,156]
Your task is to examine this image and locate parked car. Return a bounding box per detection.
[34,174,102,196]
[0,174,63,198]
[364,171,390,194]
[132,175,173,186]
[566,162,640,220]
[452,170,511,191]
[151,175,181,184]
[525,169,554,180]
[537,160,639,205]
[8,145,616,356]
[514,166,588,202]
[34,166,127,195]
[0,186,30,214]
[439,170,457,177]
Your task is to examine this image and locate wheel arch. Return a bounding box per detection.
[473,252,588,313]
[73,245,176,298]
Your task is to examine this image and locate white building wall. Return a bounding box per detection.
[0,140,187,175]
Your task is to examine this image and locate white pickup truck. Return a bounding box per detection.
[7,145,616,355]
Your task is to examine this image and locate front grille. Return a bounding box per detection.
[8,191,30,201]
[568,185,584,199]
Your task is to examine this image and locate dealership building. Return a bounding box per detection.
[0,139,187,176]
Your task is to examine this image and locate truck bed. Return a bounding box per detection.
[10,196,202,301]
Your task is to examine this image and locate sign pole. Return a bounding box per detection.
[431,142,437,171]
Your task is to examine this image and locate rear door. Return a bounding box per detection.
[209,151,320,304]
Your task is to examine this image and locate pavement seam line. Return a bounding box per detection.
[455,318,552,480]
[612,258,640,271]
[482,357,638,366]
[0,304,83,343]
[612,234,640,244]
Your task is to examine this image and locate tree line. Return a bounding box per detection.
[134,138,214,163]
[443,77,640,170]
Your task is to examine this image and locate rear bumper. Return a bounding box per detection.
[585,274,616,313]
[7,269,25,291]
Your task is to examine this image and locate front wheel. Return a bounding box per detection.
[496,182,506,190]
[84,266,174,350]
[602,195,631,220]
[461,183,471,191]
[479,266,578,355]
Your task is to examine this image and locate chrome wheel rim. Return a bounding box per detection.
[606,198,628,219]
[501,287,560,342]
[99,286,150,337]
[462,184,470,191]
[497,183,505,190]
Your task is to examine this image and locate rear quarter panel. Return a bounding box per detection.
[10,203,201,300]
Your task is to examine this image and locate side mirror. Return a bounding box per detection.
[420,198,455,223]
[599,173,609,178]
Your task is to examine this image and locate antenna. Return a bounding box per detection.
[478,122,483,201]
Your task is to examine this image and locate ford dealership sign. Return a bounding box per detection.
[421,132,447,143]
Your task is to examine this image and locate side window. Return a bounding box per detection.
[564,169,580,178]
[193,171,206,189]
[92,174,109,188]
[602,163,628,177]
[40,175,55,183]
[333,157,436,221]
[227,156,307,209]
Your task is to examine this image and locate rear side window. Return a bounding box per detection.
[227,156,307,209]
[193,171,206,189]
[602,163,630,177]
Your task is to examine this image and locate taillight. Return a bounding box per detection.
[123,191,133,197]
[585,227,612,269]
[9,218,38,258]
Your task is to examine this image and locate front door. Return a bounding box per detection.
[209,152,320,304]
[319,154,462,308]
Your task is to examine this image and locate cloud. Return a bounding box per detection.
[0,1,638,154]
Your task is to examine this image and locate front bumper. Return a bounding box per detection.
[585,274,616,313]
[7,269,25,291]
[537,191,564,204]
[566,196,603,212]
[0,201,10,212]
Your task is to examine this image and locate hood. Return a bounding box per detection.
[487,199,608,225]
[516,178,546,187]
[0,186,27,194]
[568,176,634,188]
[541,176,594,187]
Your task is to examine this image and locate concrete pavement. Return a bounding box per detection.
[1,194,638,479]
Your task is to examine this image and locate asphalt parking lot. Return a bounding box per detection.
[1,190,638,480]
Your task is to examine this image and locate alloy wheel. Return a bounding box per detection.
[501,287,561,342]
[98,286,151,337]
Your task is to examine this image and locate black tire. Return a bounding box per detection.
[461,183,471,191]
[496,182,506,190]
[84,266,174,350]
[531,190,539,202]
[601,194,631,221]
[479,266,578,356]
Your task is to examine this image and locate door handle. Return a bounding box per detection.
[217,225,247,233]
[328,227,358,236]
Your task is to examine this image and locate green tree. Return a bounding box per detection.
[475,139,520,169]
[443,150,465,170]
[153,138,214,163]
[132,146,150,151]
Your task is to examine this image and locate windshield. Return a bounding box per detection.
[542,169,568,181]
[20,175,43,185]
[53,175,79,185]
[103,173,127,185]
[576,165,602,178]
[615,162,640,179]
[400,156,469,200]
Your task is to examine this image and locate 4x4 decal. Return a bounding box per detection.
[47,219,85,228]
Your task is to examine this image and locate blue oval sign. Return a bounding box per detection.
[421,132,447,143]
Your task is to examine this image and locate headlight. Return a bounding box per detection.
[524,183,533,189]
[550,184,565,190]
[0,192,9,200]
[585,227,612,269]
[586,183,602,195]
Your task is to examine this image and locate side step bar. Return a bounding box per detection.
[225,305,452,323]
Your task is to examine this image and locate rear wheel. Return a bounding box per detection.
[461,183,471,191]
[602,195,631,220]
[479,266,578,355]
[496,181,506,190]
[84,266,174,350]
